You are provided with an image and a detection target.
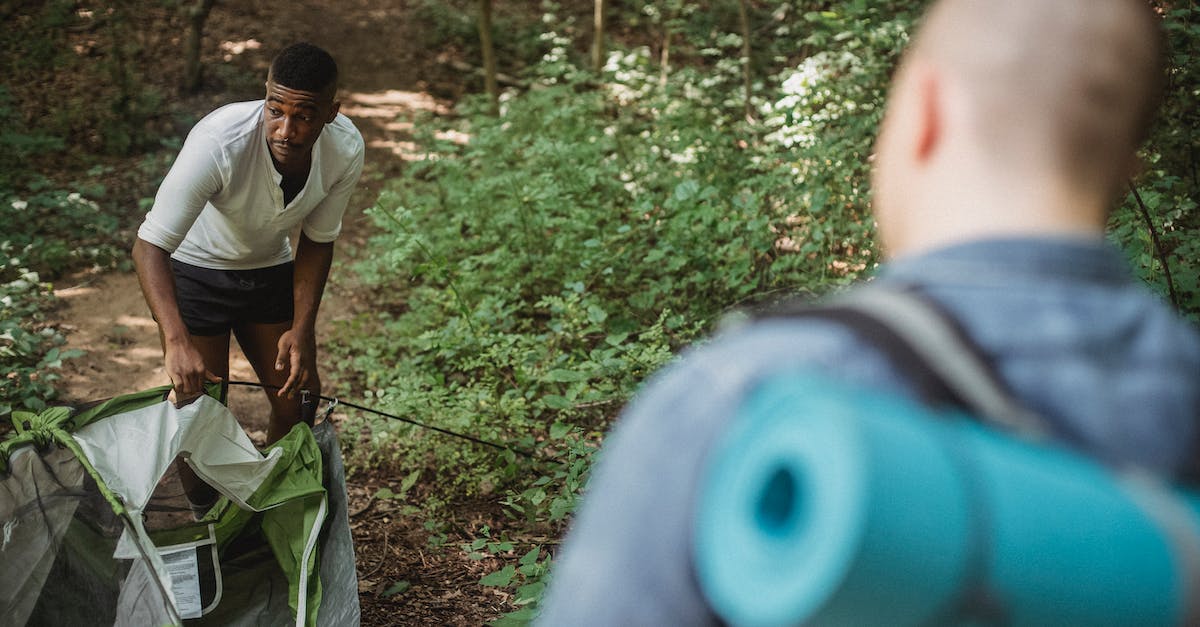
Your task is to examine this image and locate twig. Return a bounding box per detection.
[349,495,375,518]
[1128,180,1180,309]
[361,529,390,579]
[572,398,618,409]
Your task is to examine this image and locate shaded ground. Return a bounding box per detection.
[52,1,517,624]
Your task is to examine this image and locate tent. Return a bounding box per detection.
[0,384,359,626]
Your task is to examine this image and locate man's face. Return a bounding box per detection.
[263,80,339,170]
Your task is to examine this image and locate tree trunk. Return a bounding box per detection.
[478,0,499,114]
[737,0,754,122]
[660,29,671,87]
[182,0,217,93]
[591,0,606,73]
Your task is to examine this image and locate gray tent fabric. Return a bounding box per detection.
[314,419,361,626]
[0,387,360,626]
[0,441,179,626]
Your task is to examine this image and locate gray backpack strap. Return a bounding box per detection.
[830,286,1050,440]
[1120,471,1200,626]
[758,284,1049,440]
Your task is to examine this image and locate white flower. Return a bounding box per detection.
[10,200,27,211]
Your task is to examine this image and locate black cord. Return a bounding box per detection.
[224,380,543,460]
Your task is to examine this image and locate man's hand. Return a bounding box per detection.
[133,238,222,405]
[276,327,318,399]
[164,337,218,405]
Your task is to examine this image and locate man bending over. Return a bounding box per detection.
[133,42,364,443]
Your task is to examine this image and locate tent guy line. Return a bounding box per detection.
[224,380,548,461]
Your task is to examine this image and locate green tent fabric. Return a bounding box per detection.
[0,385,359,626]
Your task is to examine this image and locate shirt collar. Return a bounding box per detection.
[878,235,1133,287]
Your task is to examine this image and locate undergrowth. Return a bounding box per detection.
[331,3,920,622]
[332,3,1200,623]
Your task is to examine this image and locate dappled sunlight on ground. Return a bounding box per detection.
[113,314,158,330]
[342,89,465,160]
[220,38,263,62]
[344,89,449,113]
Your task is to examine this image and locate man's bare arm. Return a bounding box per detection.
[132,238,210,399]
[276,232,334,398]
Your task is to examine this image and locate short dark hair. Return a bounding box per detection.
[269,42,338,94]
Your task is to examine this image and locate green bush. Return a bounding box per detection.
[334,5,928,623]
[0,266,81,417]
[1,187,125,280]
[1108,4,1200,321]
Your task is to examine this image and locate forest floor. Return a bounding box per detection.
[51,1,519,624]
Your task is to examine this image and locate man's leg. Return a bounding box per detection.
[234,321,318,444]
[185,331,232,385]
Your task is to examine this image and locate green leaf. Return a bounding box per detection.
[400,468,421,494]
[480,564,517,587]
[673,180,700,202]
[489,607,537,626]
[545,369,588,383]
[525,488,547,506]
[514,581,545,605]
[549,422,572,440]
[518,546,541,567]
[604,332,629,346]
[381,580,411,597]
[541,395,572,410]
[374,487,397,500]
[586,304,608,324]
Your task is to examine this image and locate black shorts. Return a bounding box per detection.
[171,259,295,336]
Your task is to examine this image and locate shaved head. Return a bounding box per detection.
[910,0,1163,192]
[870,0,1166,257]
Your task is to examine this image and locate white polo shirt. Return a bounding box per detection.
[137,100,365,270]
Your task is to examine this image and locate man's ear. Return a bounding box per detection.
[327,100,341,124]
[913,69,942,162]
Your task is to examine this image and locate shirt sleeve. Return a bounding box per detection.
[136,128,225,253]
[301,132,365,244]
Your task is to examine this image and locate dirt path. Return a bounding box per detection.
[50,3,511,624]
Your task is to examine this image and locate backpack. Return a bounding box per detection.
[693,285,1200,627]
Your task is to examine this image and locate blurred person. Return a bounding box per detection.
[133,42,364,444]
[535,0,1200,623]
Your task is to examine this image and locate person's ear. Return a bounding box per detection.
[327,99,341,124]
[913,69,942,162]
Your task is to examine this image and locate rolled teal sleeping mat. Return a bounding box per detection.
[693,373,1200,627]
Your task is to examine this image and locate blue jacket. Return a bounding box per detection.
[536,236,1200,626]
